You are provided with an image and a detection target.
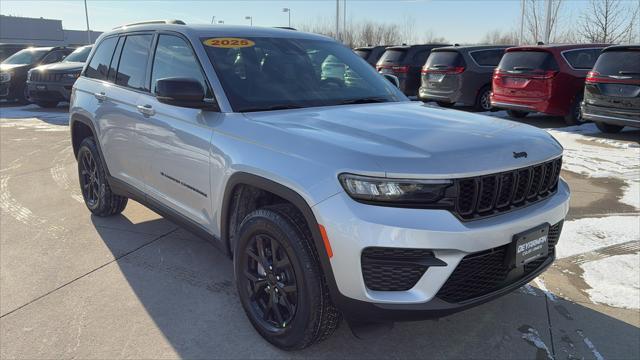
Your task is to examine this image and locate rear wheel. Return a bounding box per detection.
[595,122,624,133]
[35,101,58,108]
[436,101,455,108]
[77,137,128,216]
[474,86,492,112]
[507,110,528,118]
[564,94,585,125]
[234,204,340,350]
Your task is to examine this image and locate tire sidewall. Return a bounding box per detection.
[476,86,492,112]
[77,138,107,212]
[234,210,320,349]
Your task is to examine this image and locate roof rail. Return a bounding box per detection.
[113,19,185,30]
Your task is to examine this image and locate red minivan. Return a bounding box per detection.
[491,44,608,125]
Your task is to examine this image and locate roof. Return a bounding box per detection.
[432,44,513,52]
[602,44,640,52]
[103,23,331,42]
[506,43,611,52]
[386,43,450,50]
[354,45,388,50]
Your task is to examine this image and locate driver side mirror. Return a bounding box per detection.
[382,74,400,88]
[156,77,218,110]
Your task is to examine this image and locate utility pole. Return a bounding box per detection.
[519,0,525,45]
[543,0,552,44]
[336,0,340,42]
[343,0,346,38]
[84,0,91,44]
[211,16,215,24]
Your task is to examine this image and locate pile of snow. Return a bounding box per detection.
[581,254,640,309]
[556,215,640,259]
[0,104,69,125]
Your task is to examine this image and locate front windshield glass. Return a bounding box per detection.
[2,48,49,65]
[64,46,92,63]
[201,37,405,112]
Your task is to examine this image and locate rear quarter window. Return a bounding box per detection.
[425,51,464,68]
[470,49,505,67]
[592,50,640,76]
[562,49,602,70]
[498,51,559,71]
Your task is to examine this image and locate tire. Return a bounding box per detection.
[595,122,624,134]
[35,101,58,108]
[564,94,585,126]
[474,85,493,112]
[507,110,528,118]
[16,85,30,105]
[77,137,128,216]
[234,204,340,350]
[436,101,455,108]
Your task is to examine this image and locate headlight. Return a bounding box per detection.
[339,173,453,204]
[0,72,11,82]
[62,72,81,79]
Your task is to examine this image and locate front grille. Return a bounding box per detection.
[455,158,562,221]
[436,221,563,303]
[29,72,64,82]
[361,247,442,291]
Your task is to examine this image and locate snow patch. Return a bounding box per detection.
[556,216,640,259]
[581,253,640,310]
[533,277,558,302]
[621,180,640,209]
[521,327,554,360]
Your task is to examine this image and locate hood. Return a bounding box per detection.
[30,62,83,73]
[0,63,30,72]
[242,102,563,178]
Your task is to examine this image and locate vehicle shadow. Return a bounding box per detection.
[90,214,640,359]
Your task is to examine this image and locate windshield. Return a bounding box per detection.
[2,48,49,65]
[593,50,640,77]
[64,46,92,63]
[498,51,558,72]
[202,37,405,112]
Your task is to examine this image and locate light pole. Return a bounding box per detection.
[245,16,253,26]
[211,16,215,24]
[282,8,291,28]
[84,0,91,44]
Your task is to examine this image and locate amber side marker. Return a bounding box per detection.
[318,224,333,258]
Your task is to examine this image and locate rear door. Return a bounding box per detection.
[585,48,640,112]
[422,50,465,93]
[493,50,559,99]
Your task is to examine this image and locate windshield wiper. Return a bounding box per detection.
[337,97,390,105]
[240,104,305,112]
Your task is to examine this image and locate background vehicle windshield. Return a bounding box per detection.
[2,48,49,65]
[202,37,404,112]
[64,46,92,63]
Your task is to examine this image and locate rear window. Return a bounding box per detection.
[498,51,558,72]
[425,51,464,68]
[562,48,601,70]
[470,49,505,67]
[354,49,371,59]
[378,49,407,64]
[592,50,640,76]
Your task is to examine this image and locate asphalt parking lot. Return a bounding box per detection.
[0,103,638,359]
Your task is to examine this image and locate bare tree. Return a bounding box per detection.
[524,0,564,44]
[578,0,640,43]
[481,29,519,45]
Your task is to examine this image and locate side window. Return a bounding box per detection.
[107,37,124,82]
[564,49,600,70]
[115,34,153,91]
[41,50,66,64]
[86,37,118,81]
[150,35,209,94]
[412,50,429,65]
[471,50,505,67]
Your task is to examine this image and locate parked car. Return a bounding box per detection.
[582,45,640,133]
[376,44,450,96]
[354,45,388,66]
[491,44,607,125]
[26,45,93,108]
[71,22,568,350]
[0,43,33,62]
[420,45,511,111]
[0,46,74,104]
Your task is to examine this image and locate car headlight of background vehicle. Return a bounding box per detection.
[339,173,454,205]
[62,72,81,80]
[0,72,11,82]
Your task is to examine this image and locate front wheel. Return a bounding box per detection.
[35,101,58,108]
[507,110,528,118]
[595,122,624,133]
[234,204,340,350]
[77,137,128,216]
[16,85,30,105]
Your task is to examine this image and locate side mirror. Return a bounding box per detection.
[155,77,217,110]
[383,73,400,88]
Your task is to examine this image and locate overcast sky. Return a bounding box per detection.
[0,0,606,43]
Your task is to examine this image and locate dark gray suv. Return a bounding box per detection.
[419,45,510,111]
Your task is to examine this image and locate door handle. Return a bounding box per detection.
[93,92,107,101]
[137,104,155,117]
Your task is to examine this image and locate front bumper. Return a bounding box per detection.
[26,81,73,102]
[313,179,570,321]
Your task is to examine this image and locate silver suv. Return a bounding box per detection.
[70,21,570,350]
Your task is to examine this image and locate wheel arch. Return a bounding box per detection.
[70,113,111,177]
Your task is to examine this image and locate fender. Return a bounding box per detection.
[221,172,341,302]
[70,113,111,177]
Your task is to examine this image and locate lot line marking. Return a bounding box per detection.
[0,227,179,319]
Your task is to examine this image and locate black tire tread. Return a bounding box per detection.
[507,109,528,118]
[595,122,624,133]
[474,85,492,112]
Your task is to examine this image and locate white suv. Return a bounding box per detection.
[69,21,570,350]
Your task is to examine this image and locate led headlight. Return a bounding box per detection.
[0,72,11,82]
[339,173,453,204]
